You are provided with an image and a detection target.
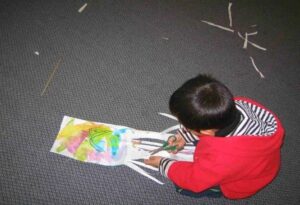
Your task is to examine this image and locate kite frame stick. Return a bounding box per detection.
[125,162,164,185]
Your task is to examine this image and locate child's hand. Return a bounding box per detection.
[144,156,162,168]
[167,133,186,154]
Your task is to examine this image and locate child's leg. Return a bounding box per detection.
[175,185,222,198]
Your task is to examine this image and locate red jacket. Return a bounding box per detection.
[161,97,284,199]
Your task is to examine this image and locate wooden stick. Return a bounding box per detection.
[41,57,63,96]
[238,32,267,51]
[250,56,265,79]
[201,20,234,33]
[242,32,248,49]
[228,2,233,27]
[78,3,88,13]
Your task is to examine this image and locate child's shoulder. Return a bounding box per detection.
[234,96,269,110]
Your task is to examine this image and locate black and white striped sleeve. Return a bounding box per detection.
[177,127,199,143]
[159,158,176,178]
[231,100,278,137]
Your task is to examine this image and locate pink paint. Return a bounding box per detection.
[66,131,88,153]
[87,150,103,161]
[87,148,112,162]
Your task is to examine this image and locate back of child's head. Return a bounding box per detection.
[169,74,238,131]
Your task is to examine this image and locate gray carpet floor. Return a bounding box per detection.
[1,0,299,204]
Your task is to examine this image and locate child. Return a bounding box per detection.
[144,74,284,199]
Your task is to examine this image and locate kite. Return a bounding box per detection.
[51,114,195,184]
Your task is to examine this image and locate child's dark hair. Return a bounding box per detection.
[169,74,238,131]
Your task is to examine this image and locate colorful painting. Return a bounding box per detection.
[51,115,194,184]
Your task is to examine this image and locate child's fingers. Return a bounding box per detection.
[177,146,184,152]
[166,134,186,154]
[144,156,161,167]
[144,157,153,165]
[167,135,177,144]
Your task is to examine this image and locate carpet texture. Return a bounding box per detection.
[1,0,299,204]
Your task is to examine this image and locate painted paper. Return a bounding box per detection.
[51,115,194,184]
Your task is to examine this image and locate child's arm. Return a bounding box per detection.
[145,149,222,192]
[159,158,223,193]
